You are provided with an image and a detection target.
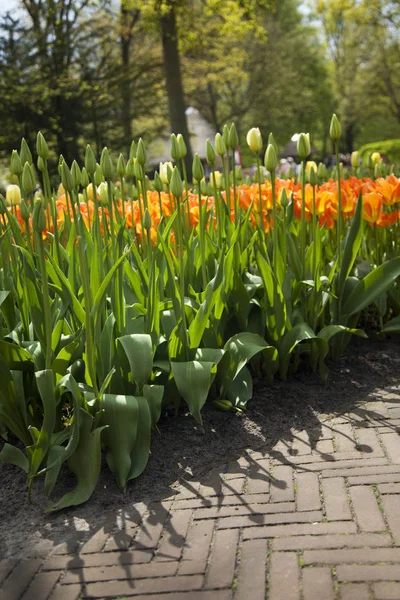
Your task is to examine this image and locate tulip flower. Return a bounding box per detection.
[6,184,21,206]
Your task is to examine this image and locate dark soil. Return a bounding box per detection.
[1,335,400,560]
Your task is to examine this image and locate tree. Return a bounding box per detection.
[315,0,400,152]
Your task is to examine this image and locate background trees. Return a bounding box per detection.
[0,0,398,166]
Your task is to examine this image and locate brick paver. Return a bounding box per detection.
[4,391,400,599]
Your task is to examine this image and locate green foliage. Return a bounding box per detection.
[358,140,400,165]
[0,121,399,512]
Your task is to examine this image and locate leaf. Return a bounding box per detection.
[222,332,268,383]
[194,348,225,364]
[47,254,86,325]
[128,396,152,480]
[101,394,139,491]
[44,445,65,496]
[287,233,302,281]
[52,341,80,383]
[342,257,400,317]
[0,443,29,473]
[0,356,30,446]
[91,250,130,326]
[279,322,317,380]
[27,370,57,491]
[337,191,363,297]
[46,409,106,512]
[0,340,34,371]
[226,365,252,409]
[318,325,367,343]
[171,360,216,424]
[118,333,153,392]
[143,384,164,429]
[382,316,400,334]
[188,253,224,349]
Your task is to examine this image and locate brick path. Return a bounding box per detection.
[3,387,400,599]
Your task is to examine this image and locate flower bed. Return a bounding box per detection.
[1,117,400,511]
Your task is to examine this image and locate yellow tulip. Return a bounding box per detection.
[246,127,263,153]
[6,184,21,206]
[371,152,381,165]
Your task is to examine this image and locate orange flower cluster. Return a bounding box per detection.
[2,175,399,240]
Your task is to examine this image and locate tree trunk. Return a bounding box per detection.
[160,2,193,175]
[345,121,355,154]
[120,2,132,153]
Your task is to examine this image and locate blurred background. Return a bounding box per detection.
[0,0,399,174]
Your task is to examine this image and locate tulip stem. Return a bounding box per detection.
[335,141,343,270]
[300,158,307,278]
[256,156,264,231]
[35,231,53,370]
[232,149,238,226]
[271,171,278,274]
[198,181,207,290]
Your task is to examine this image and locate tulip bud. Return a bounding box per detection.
[129,140,137,159]
[131,184,139,200]
[246,127,263,153]
[94,163,104,187]
[98,181,108,206]
[32,199,46,233]
[317,162,327,180]
[280,187,289,208]
[70,160,81,189]
[159,161,172,185]
[22,162,36,194]
[6,184,21,206]
[36,131,49,159]
[61,161,73,192]
[170,134,180,161]
[126,157,135,178]
[297,133,311,160]
[228,123,239,149]
[134,158,144,181]
[20,138,32,165]
[100,147,113,179]
[309,166,318,186]
[58,155,65,178]
[215,133,227,157]
[222,124,230,147]
[351,151,360,169]
[170,166,183,198]
[10,150,22,176]
[57,183,65,197]
[329,114,341,140]
[154,171,163,192]
[264,144,278,172]
[371,152,381,165]
[20,199,30,221]
[85,145,97,175]
[268,132,278,154]
[177,134,187,158]
[192,153,204,182]
[206,139,216,165]
[81,167,89,189]
[166,163,173,183]
[235,165,243,181]
[37,156,45,172]
[143,207,152,230]
[136,138,146,166]
[214,170,223,189]
[117,153,126,177]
